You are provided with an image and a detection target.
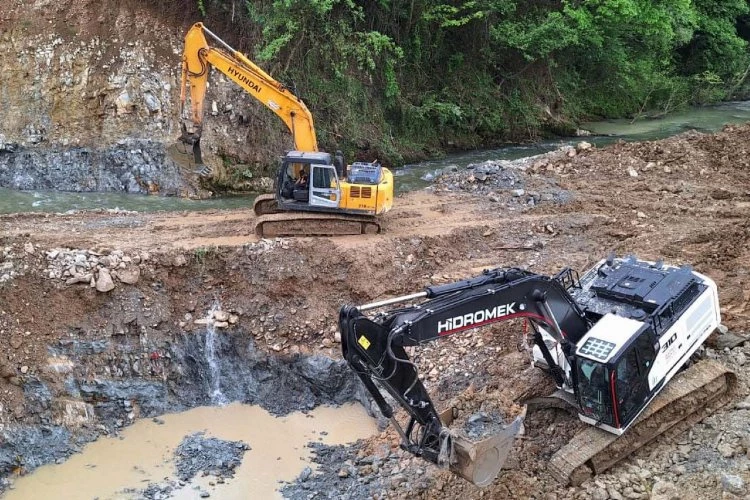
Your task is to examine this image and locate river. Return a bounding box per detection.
[2,101,750,214]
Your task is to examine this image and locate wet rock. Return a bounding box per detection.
[299,466,313,482]
[78,379,168,418]
[174,432,248,482]
[0,425,78,479]
[95,268,115,292]
[283,443,388,499]
[464,411,506,439]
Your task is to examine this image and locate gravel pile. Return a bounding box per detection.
[174,432,250,482]
[430,151,574,207]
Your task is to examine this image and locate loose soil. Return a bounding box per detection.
[1,125,750,499]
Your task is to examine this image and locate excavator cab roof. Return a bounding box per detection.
[575,314,644,363]
[283,150,331,165]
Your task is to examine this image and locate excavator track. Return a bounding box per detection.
[252,194,280,216]
[547,360,737,486]
[254,212,380,237]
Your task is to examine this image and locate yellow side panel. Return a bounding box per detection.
[377,168,394,214]
[340,182,378,213]
[339,167,393,215]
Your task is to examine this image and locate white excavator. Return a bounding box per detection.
[340,255,736,486]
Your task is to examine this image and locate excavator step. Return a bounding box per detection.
[547,359,737,486]
[254,212,380,237]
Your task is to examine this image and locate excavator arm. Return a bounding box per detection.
[180,23,318,164]
[339,266,592,486]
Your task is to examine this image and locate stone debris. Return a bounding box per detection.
[42,247,150,292]
[429,151,572,207]
[174,432,249,482]
[95,268,115,293]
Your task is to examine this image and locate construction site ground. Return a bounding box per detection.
[1,125,750,499]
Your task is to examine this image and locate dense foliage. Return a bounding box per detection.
[190,0,750,163]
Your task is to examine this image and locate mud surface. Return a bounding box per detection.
[1,125,750,498]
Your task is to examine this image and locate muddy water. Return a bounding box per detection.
[5,402,377,500]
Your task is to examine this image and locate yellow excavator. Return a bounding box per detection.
[179,23,393,237]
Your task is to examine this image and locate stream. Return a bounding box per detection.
[2,101,750,214]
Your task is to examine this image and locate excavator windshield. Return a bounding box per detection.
[577,360,615,427]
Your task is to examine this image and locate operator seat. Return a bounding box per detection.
[293,188,309,202]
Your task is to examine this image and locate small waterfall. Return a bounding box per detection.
[204,304,228,405]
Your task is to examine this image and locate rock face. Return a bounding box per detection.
[0,0,292,192]
[0,140,195,195]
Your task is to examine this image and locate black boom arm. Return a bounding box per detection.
[339,267,591,465]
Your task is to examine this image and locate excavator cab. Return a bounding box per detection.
[277,151,341,208]
[575,319,660,434]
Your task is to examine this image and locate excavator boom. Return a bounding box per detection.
[180,22,317,154]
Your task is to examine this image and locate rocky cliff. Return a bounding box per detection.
[0,0,290,195]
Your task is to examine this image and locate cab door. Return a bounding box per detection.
[614,333,656,427]
[310,164,341,208]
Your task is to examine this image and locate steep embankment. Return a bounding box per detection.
[0,0,288,194]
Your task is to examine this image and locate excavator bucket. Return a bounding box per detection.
[439,406,526,487]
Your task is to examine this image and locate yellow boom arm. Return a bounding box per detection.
[180,22,318,153]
